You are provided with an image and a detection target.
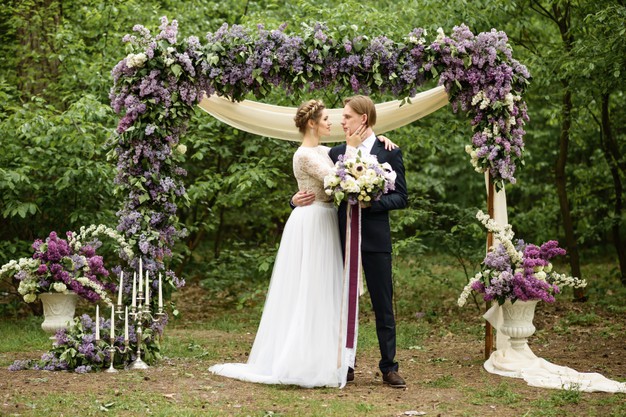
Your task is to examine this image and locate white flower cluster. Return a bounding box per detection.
[503,93,521,130]
[0,258,37,277]
[125,52,148,69]
[162,46,177,66]
[408,30,427,45]
[475,210,522,264]
[457,273,482,307]
[70,224,134,261]
[549,272,587,289]
[18,279,39,303]
[435,27,446,43]
[471,91,491,110]
[465,144,485,174]
[503,92,521,113]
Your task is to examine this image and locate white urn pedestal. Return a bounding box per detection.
[498,299,538,351]
[39,292,78,337]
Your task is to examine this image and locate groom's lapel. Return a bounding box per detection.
[370,136,384,157]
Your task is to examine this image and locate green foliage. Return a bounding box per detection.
[0,93,118,260]
[1,0,626,312]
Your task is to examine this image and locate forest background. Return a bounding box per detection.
[2,0,625,307]
[1,0,626,415]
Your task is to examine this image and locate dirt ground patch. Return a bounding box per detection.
[1,285,625,416]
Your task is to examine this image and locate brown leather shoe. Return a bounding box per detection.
[382,371,406,388]
[347,367,354,383]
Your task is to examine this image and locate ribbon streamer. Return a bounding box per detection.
[345,204,361,349]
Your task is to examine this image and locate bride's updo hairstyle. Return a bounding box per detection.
[294,99,326,134]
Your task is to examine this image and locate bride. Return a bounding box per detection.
[208,99,368,388]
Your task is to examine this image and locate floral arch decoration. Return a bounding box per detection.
[110,17,530,290]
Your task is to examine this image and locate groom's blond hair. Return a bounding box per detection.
[343,95,377,128]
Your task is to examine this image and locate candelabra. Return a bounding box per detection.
[95,263,165,372]
[95,306,129,373]
[121,288,165,370]
[102,335,129,373]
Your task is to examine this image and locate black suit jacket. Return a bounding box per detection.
[328,139,408,253]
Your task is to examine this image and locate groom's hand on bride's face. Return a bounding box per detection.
[292,191,315,207]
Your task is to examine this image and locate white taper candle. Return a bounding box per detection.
[138,257,143,297]
[110,304,114,339]
[117,271,124,306]
[131,272,137,308]
[158,273,163,309]
[145,271,150,306]
[124,306,129,342]
[95,305,100,340]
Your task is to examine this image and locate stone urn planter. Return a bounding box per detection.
[499,299,539,351]
[39,292,78,336]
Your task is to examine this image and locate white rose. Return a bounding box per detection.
[176,144,187,154]
[324,175,339,188]
[53,282,67,292]
[340,178,359,193]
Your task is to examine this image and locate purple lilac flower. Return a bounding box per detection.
[8,360,31,371]
[74,365,92,374]
[483,244,512,271]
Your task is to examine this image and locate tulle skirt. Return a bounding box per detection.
[209,201,349,388]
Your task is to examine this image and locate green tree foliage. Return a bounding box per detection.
[1,0,625,310]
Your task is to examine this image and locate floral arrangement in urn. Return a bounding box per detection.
[458,211,587,307]
[0,225,133,304]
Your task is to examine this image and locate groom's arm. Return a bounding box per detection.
[290,190,315,208]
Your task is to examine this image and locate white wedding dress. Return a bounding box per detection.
[209,145,352,388]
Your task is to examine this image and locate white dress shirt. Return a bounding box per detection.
[358,133,376,155]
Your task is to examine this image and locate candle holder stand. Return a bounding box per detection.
[102,335,129,373]
[119,289,165,370]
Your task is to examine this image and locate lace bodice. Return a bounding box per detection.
[293,145,356,202]
[293,146,334,202]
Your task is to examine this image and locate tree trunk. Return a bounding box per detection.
[599,93,626,285]
[552,2,586,300]
[15,0,62,97]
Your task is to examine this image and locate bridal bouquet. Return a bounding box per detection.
[458,211,587,307]
[324,151,396,206]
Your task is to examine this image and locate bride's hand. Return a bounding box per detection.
[346,123,367,148]
[378,135,398,150]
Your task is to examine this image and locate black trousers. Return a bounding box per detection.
[361,251,398,373]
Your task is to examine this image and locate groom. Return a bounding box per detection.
[292,95,408,388]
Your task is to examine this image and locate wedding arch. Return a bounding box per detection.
[110,17,530,354]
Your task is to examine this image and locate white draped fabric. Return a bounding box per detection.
[484,306,626,393]
[197,86,449,142]
[198,87,626,393]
